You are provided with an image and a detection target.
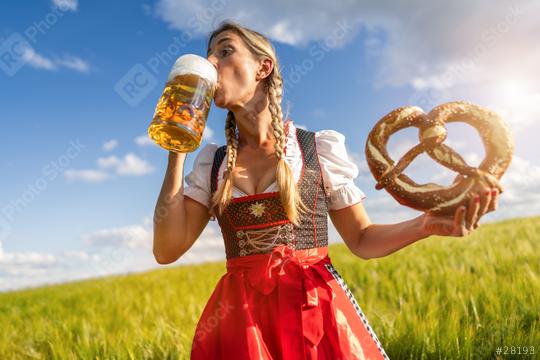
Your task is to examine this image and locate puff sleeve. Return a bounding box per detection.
[183,143,218,211]
[315,130,367,210]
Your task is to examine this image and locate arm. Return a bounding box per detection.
[318,129,500,260]
[329,185,499,260]
[152,151,211,264]
[329,202,427,260]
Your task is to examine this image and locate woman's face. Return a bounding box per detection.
[207,31,268,109]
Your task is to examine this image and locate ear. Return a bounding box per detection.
[256,57,274,82]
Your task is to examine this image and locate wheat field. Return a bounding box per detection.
[1,216,538,359]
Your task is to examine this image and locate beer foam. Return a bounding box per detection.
[168,54,217,84]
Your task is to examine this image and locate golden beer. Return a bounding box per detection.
[148,54,217,153]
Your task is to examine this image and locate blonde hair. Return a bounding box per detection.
[207,20,309,225]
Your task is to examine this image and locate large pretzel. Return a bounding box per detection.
[365,101,514,216]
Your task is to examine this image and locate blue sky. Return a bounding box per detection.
[1,0,539,291]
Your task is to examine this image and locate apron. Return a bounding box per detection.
[190,127,389,360]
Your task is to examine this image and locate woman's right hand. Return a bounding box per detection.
[419,178,499,239]
[153,150,211,264]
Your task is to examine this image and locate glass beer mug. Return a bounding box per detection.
[148,54,217,153]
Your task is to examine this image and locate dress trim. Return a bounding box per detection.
[295,123,306,187]
[324,263,390,359]
[230,191,280,203]
[231,219,292,231]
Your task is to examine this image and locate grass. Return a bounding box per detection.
[1,215,539,359]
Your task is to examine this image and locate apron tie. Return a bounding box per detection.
[227,245,332,357]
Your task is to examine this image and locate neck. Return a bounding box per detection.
[230,97,276,150]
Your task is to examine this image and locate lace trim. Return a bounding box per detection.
[236,223,295,256]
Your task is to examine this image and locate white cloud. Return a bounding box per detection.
[0,207,218,291]
[266,20,305,46]
[97,153,154,176]
[463,152,483,167]
[0,250,56,266]
[97,156,120,168]
[21,47,90,73]
[0,242,146,291]
[65,153,154,183]
[81,216,227,266]
[62,250,100,261]
[0,241,59,281]
[52,0,78,11]
[488,92,540,133]
[153,0,536,59]
[22,48,55,70]
[56,56,90,73]
[135,134,155,147]
[102,139,119,151]
[64,169,111,183]
[82,224,152,249]
[153,0,538,138]
[496,156,540,211]
[0,219,155,291]
[362,2,534,90]
[357,1,539,138]
[154,0,358,47]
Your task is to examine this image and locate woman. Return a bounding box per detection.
[152,20,500,359]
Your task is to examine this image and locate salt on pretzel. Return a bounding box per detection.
[365,101,514,216]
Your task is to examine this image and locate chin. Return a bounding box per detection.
[213,93,229,109]
[214,99,227,109]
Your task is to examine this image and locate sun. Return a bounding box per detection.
[492,76,530,105]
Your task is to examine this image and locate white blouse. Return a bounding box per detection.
[184,120,366,219]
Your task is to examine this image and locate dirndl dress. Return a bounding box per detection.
[189,126,389,359]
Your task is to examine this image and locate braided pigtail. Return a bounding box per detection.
[211,111,238,216]
[268,74,310,225]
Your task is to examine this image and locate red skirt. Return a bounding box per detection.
[190,244,388,359]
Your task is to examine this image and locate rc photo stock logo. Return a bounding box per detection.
[1,2,77,77]
[0,214,13,243]
[114,0,229,107]
[114,63,159,107]
[0,33,32,77]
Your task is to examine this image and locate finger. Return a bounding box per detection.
[454,206,467,236]
[465,194,480,230]
[472,215,482,229]
[454,205,466,227]
[487,188,499,213]
[478,187,492,217]
[459,214,469,236]
[460,209,469,236]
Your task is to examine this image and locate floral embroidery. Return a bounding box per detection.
[249,202,266,217]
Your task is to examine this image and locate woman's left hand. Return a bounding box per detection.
[420,186,500,237]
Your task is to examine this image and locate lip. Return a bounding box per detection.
[213,84,221,99]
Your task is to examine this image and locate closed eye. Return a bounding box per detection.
[220,46,233,57]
